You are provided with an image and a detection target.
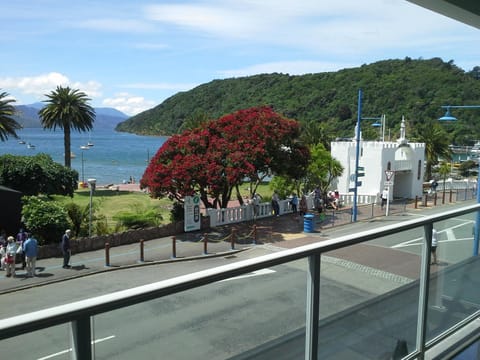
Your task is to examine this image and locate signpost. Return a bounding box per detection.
[384,170,395,216]
[184,195,201,232]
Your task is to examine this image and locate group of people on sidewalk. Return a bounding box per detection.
[0,228,38,278]
[0,228,73,278]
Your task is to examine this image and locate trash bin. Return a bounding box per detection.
[303,214,314,233]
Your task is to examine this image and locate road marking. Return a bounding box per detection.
[219,268,276,282]
[37,335,115,360]
[391,221,472,249]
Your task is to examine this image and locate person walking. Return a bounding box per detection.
[290,193,298,214]
[271,191,280,216]
[299,194,308,216]
[381,188,389,210]
[16,228,27,269]
[431,228,438,265]
[22,233,38,277]
[61,229,72,269]
[1,236,19,277]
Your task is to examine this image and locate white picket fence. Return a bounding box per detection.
[206,199,292,227]
[206,194,375,227]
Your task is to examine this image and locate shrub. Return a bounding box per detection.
[21,196,70,245]
[170,201,184,222]
[113,206,162,229]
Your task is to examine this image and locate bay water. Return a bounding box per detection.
[0,128,167,186]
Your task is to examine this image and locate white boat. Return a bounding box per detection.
[80,145,89,150]
[471,141,480,153]
[87,141,94,147]
[27,143,35,149]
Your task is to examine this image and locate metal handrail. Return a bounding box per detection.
[1,203,480,358]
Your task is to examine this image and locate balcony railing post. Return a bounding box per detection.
[416,223,433,358]
[70,317,92,360]
[305,253,321,360]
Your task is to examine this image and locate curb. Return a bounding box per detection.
[0,247,251,295]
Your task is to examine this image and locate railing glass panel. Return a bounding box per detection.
[318,232,422,359]
[427,215,480,343]
[92,261,307,360]
[3,324,72,360]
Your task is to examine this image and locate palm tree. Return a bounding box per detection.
[438,161,451,204]
[301,121,335,150]
[414,119,452,181]
[39,86,95,168]
[0,90,22,141]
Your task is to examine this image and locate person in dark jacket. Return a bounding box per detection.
[61,229,72,268]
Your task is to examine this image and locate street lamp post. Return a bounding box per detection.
[87,178,96,238]
[353,89,384,222]
[353,89,363,222]
[439,105,480,255]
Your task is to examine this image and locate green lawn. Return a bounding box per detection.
[54,189,173,227]
[53,182,273,230]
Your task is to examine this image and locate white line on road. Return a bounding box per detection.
[219,268,276,282]
[391,220,472,249]
[37,335,116,360]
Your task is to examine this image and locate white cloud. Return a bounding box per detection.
[144,0,472,56]
[0,72,69,98]
[0,73,102,103]
[219,60,358,78]
[76,18,155,33]
[121,82,198,91]
[102,93,156,116]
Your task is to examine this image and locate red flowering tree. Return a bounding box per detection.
[141,106,310,208]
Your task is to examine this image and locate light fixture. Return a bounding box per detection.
[438,107,457,121]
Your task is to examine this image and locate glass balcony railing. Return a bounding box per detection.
[0,204,479,359]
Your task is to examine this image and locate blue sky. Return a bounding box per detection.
[0,0,478,116]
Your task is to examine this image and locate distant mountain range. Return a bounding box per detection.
[14,103,129,130]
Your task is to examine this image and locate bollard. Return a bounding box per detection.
[171,236,176,259]
[415,196,418,209]
[105,242,110,267]
[253,225,257,245]
[139,239,144,262]
[231,229,236,250]
[203,233,208,255]
[449,189,453,203]
[424,193,428,207]
[434,192,437,206]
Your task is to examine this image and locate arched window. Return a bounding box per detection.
[417,160,422,180]
[387,161,391,170]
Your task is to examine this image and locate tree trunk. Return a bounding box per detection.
[64,126,71,168]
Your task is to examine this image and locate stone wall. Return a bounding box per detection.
[38,217,209,259]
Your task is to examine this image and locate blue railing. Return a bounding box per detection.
[1,204,480,359]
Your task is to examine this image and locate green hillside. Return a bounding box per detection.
[116,58,480,145]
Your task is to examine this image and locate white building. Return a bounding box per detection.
[331,118,425,201]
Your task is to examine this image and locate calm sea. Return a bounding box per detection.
[0,128,167,186]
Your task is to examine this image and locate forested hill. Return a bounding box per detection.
[116,58,480,143]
